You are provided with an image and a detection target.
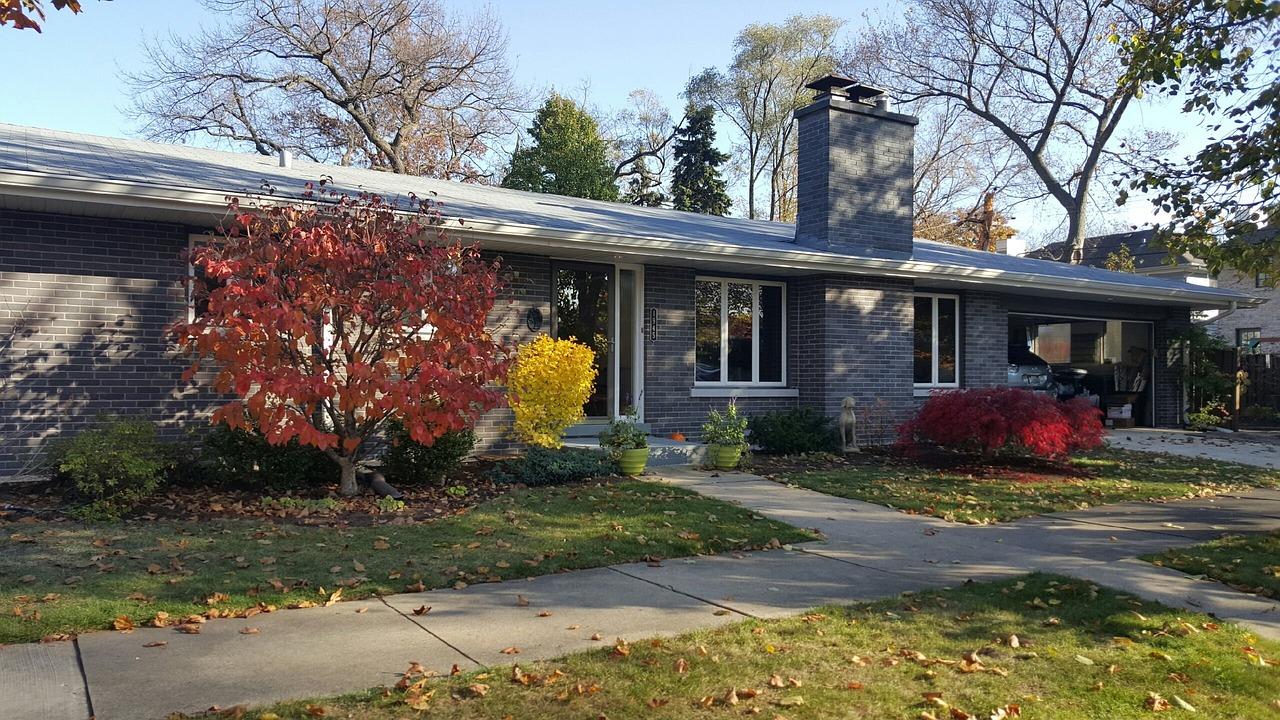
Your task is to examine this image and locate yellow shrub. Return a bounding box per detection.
[507,335,598,448]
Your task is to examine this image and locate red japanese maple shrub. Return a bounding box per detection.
[897,387,1104,460]
[172,189,511,495]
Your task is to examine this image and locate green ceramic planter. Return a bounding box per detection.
[617,447,650,476]
[709,444,742,470]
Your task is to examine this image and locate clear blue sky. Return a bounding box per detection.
[0,0,1204,241]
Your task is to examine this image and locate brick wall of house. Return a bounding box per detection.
[961,290,1009,388]
[0,209,215,476]
[471,252,551,452]
[1154,307,1192,426]
[792,274,915,443]
[641,265,800,438]
[1207,269,1276,350]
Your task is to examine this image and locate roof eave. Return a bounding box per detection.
[0,169,1259,311]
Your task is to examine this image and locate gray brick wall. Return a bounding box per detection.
[0,209,216,476]
[1207,269,1276,350]
[471,252,551,452]
[792,274,915,443]
[961,291,1008,388]
[794,96,917,258]
[1154,308,1191,427]
[641,266,800,437]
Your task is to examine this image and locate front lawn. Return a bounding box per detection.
[759,448,1280,524]
[1145,530,1280,599]
[205,574,1280,719]
[0,480,813,644]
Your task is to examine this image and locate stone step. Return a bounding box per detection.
[563,436,705,467]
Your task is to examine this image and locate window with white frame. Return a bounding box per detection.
[694,278,786,385]
[913,293,959,387]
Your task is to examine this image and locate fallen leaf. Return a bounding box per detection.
[143,641,167,648]
[112,615,134,632]
[674,658,689,674]
[412,605,431,616]
[1145,692,1171,712]
[176,623,202,634]
[239,627,260,635]
[500,646,520,655]
[515,594,530,607]
[373,539,390,550]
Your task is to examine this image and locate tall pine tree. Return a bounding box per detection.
[502,94,619,201]
[670,105,731,215]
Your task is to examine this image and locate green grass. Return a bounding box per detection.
[203,574,1280,719]
[1145,530,1280,599]
[0,480,813,644]
[772,448,1280,524]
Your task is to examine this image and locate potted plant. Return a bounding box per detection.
[599,417,649,475]
[702,401,748,470]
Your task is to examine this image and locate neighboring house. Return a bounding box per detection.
[0,75,1259,477]
[1028,229,1279,352]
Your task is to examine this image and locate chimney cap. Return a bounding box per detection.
[805,75,889,104]
[805,74,858,95]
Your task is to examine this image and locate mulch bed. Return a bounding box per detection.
[748,447,1094,482]
[0,457,513,527]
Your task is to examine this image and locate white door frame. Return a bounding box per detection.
[612,263,645,421]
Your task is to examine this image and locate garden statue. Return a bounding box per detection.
[840,396,859,452]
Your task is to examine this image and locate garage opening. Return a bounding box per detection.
[1008,314,1155,427]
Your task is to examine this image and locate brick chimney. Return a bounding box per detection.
[794,75,917,258]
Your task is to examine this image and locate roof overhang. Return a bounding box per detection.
[0,168,1260,311]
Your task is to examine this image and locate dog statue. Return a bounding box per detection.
[839,396,859,452]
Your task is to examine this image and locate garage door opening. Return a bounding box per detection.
[1008,314,1155,427]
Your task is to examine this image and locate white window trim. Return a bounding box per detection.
[913,292,961,390]
[694,276,787,387]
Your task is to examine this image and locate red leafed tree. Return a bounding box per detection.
[173,189,510,496]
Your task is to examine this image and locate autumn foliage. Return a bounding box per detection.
[897,387,1105,460]
[173,189,510,495]
[506,336,597,448]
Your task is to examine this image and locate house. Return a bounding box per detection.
[1028,229,1280,352]
[0,76,1260,478]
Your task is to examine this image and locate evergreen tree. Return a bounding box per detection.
[670,105,731,215]
[502,94,619,201]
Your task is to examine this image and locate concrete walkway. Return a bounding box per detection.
[1108,427,1280,468]
[3,470,1278,720]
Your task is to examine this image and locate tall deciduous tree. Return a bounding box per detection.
[609,89,685,206]
[687,14,844,221]
[671,105,732,216]
[857,0,1161,261]
[173,190,511,496]
[502,93,620,201]
[1117,0,1280,276]
[128,0,520,181]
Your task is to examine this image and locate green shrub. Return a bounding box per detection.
[598,417,647,456]
[198,424,339,489]
[1241,405,1280,423]
[702,401,748,448]
[1187,400,1231,430]
[381,420,475,485]
[747,407,840,455]
[493,447,618,487]
[374,496,406,513]
[51,418,172,520]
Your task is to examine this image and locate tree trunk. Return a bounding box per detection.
[1065,197,1088,264]
[335,455,360,497]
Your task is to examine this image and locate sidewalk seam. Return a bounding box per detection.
[604,565,761,620]
[378,596,483,669]
[72,638,95,720]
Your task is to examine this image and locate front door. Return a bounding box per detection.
[551,262,643,420]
